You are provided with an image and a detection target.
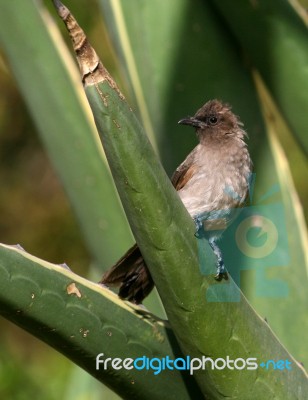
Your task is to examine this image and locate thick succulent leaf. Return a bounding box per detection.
[246,72,308,365]
[0,243,202,400]
[55,3,308,397]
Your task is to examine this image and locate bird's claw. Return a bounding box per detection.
[215,259,228,280]
[214,271,229,281]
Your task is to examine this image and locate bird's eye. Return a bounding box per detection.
[208,116,218,125]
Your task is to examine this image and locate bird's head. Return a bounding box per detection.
[178,99,246,142]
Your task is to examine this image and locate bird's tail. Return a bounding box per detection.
[100,244,154,304]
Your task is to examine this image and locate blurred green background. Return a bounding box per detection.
[0,0,307,398]
[0,1,122,398]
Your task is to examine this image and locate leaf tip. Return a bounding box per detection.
[52,0,69,19]
[51,0,125,98]
[51,0,102,83]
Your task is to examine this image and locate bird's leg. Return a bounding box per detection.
[208,237,228,281]
[193,215,204,237]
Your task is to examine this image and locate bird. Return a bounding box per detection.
[100,99,252,304]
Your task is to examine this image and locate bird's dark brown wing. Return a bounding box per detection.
[171,146,197,190]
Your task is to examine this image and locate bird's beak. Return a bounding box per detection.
[178,117,203,128]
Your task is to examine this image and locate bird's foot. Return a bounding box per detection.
[209,238,229,281]
[214,267,229,281]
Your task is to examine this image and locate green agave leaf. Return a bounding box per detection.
[99,0,308,367]
[98,0,191,153]
[209,0,308,154]
[248,72,308,365]
[0,0,132,268]
[55,3,308,397]
[0,243,202,400]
